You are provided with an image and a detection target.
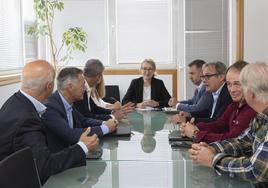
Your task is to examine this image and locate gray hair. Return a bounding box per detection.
[57,67,83,90]
[21,70,54,91]
[83,59,104,77]
[240,62,268,102]
[202,61,227,75]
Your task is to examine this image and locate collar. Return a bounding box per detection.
[20,89,46,116]
[196,82,204,91]
[212,83,225,97]
[252,107,268,131]
[58,91,73,112]
[85,82,92,95]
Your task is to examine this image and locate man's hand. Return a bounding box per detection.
[170,114,186,124]
[180,118,198,138]
[121,102,135,113]
[111,101,122,110]
[179,111,191,117]
[188,142,216,167]
[112,110,126,120]
[79,128,99,152]
[105,119,118,133]
[168,97,177,107]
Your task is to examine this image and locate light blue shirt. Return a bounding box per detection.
[58,91,109,135]
[210,83,225,118]
[58,92,74,129]
[20,90,46,117]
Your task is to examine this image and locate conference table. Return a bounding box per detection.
[43,110,253,188]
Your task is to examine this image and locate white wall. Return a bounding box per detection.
[244,0,268,62]
[0,83,20,108]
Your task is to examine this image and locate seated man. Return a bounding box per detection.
[169,59,210,113]
[74,59,134,120]
[180,61,256,143]
[42,67,117,153]
[189,62,268,185]
[171,61,232,124]
[0,60,99,184]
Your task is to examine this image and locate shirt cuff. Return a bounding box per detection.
[110,114,115,119]
[77,141,88,154]
[175,103,180,110]
[100,122,109,135]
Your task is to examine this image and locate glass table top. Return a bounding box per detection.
[43,110,253,188]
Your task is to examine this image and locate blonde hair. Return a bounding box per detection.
[141,58,157,76]
[91,74,106,100]
[141,59,156,70]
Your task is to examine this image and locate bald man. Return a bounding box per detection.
[0,60,99,184]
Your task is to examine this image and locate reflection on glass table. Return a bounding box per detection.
[43,111,253,188]
[43,160,253,188]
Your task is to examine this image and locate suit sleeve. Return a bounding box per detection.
[122,80,137,105]
[13,118,86,185]
[177,92,213,113]
[42,106,103,144]
[157,80,171,107]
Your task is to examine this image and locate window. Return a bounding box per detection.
[180,0,230,99]
[53,0,109,66]
[0,0,24,73]
[23,0,38,61]
[115,0,172,64]
[0,0,37,75]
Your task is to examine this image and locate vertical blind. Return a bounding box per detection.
[184,0,229,98]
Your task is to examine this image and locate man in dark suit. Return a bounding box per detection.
[0,60,99,184]
[171,61,232,124]
[168,59,210,113]
[42,67,118,153]
[74,59,134,120]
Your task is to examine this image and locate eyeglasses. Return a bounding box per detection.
[141,67,154,71]
[200,73,219,80]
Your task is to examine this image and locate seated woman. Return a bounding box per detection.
[180,60,257,143]
[122,59,171,108]
[91,75,122,111]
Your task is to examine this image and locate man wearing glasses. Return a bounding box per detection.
[171,61,232,124]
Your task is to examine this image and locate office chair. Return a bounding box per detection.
[103,85,120,103]
[0,147,41,188]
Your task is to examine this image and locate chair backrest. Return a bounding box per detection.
[0,147,41,188]
[103,85,120,103]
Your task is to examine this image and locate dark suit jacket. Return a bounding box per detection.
[0,91,86,184]
[122,77,171,107]
[42,91,104,153]
[190,83,232,123]
[74,91,112,120]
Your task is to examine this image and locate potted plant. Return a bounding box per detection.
[27,0,87,72]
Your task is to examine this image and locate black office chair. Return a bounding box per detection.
[0,147,41,188]
[103,85,120,103]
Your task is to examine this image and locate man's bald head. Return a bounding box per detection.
[21,60,55,92]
